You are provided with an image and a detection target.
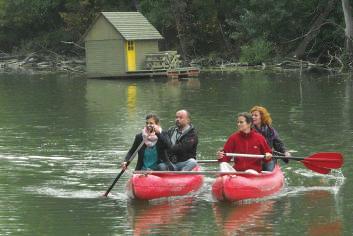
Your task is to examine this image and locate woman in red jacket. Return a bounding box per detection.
[217,112,273,173]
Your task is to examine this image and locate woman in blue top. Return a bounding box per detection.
[121,114,174,171]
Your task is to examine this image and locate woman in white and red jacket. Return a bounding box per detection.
[121,114,174,171]
[217,112,272,173]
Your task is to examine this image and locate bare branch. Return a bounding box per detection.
[60,41,85,50]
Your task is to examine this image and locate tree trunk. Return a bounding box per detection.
[342,0,353,59]
[170,1,189,59]
[292,0,339,59]
[214,0,231,51]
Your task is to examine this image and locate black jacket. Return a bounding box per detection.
[124,131,171,170]
[253,125,286,154]
[166,124,198,163]
[253,125,289,163]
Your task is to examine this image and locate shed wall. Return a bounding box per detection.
[135,40,159,70]
[85,16,122,41]
[85,39,126,78]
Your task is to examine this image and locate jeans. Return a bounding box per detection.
[158,158,197,171]
[262,159,275,171]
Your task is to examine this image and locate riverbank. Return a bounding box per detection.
[193,57,344,74]
[0,51,85,74]
[0,52,344,75]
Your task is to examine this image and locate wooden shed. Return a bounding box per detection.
[83,12,163,78]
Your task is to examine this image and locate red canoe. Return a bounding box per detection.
[126,166,204,200]
[212,165,284,201]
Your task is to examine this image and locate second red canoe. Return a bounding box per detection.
[212,165,284,201]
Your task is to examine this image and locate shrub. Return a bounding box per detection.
[239,38,273,65]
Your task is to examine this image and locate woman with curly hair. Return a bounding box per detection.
[250,106,290,171]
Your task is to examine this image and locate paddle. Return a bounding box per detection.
[103,141,144,197]
[225,152,343,169]
[198,152,343,174]
[133,170,256,175]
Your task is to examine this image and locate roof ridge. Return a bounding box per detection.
[101,11,163,40]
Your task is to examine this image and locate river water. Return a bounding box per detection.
[0,71,351,235]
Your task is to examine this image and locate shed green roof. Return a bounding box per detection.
[101,12,163,40]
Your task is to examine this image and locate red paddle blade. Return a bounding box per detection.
[305,152,343,169]
[302,161,331,174]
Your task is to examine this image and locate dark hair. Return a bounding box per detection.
[237,112,253,124]
[145,114,160,124]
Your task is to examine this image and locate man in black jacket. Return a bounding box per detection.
[158,109,198,171]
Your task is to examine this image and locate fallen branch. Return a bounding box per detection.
[0,52,85,74]
[327,50,344,72]
[61,41,85,50]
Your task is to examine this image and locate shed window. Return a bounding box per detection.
[127,41,134,51]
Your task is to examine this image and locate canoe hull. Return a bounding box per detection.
[212,165,284,201]
[127,166,204,200]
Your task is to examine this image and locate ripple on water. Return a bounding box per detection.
[67,168,118,175]
[23,186,109,199]
[278,168,345,197]
[0,154,71,161]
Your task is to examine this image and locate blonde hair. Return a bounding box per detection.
[250,106,272,126]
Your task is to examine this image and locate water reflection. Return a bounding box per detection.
[308,220,342,236]
[127,85,137,116]
[0,72,352,235]
[302,190,342,236]
[212,201,275,235]
[186,78,201,90]
[210,187,344,236]
[127,198,193,235]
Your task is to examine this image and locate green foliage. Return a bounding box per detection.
[240,38,273,64]
[0,0,350,66]
[139,0,176,50]
[0,0,65,51]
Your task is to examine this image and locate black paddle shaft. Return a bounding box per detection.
[103,141,144,197]
[103,168,128,197]
[273,156,304,161]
